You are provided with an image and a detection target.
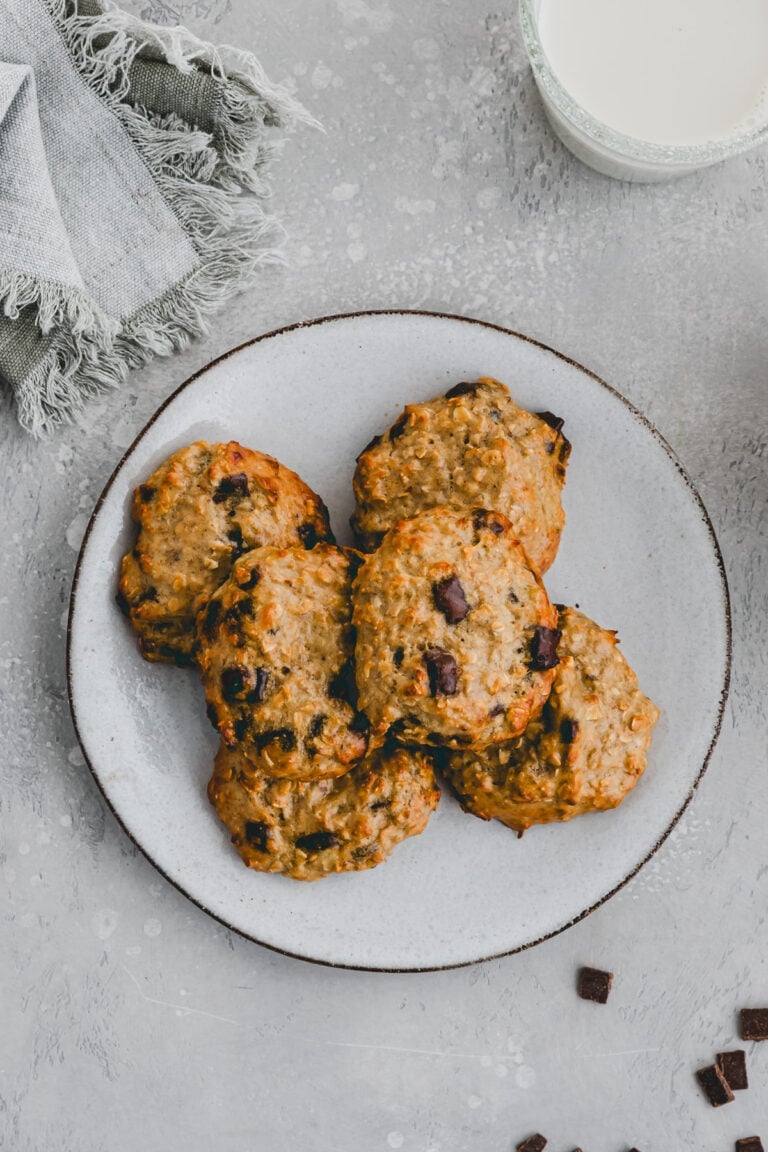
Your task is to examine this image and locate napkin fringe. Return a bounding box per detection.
[0,269,115,338]
[17,0,314,433]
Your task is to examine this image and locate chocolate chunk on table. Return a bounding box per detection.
[577,966,614,1004]
[741,1008,768,1041]
[717,1049,749,1091]
[696,1063,734,1107]
[735,1140,764,1152]
[516,1135,547,1152]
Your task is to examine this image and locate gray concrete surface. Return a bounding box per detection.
[2,1,768,1149]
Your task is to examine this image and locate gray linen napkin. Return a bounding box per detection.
[0,0,310,432]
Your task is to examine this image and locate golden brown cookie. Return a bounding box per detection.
[208,741,441,881]
[351,377,570,571]
[443,606,659,832]
[352,505,560,750]
[117,441,332,666]
[197,544,368,780]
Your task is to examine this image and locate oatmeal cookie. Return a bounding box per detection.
[352,505,560,750]
[197,544,368,780]
[351,377,570,572]
[443,606,659,832]
[117,441,332,665]
[208,741,441,881]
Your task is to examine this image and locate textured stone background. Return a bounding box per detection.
[2,2,768,1149]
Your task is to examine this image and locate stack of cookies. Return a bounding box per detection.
[117,378,658,882]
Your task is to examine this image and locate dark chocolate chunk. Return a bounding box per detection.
[298,522,318,550]
[696,1063,734,1107]
[509,589,519,604]
[423,648,459,697]
[138,483,156,503]
[248,667,269,703]
[221,666,248,701]
[370,800,390,811]
[577,966,614,1004]
[233,717,250,742]
[389,411,410,440]
[490,702,506,718]
[489,407,502,421]
[308,714,326,739]
[237,566,261,590]
[221,665,268,704]
[536,410,565,433]
[445,381,480,399]
[560,718,580,744]
[329,660,359,708]
[741,1008,768,1041]
[225,598,254,624]
[213,472,249,503]
[227,526,245,556]
[201,599,221,640]
[516,1135,547,1152]
[544,441,556,455]
[473,508,505,535]
[348,712,371,733]
[560,435,572,464]
[205,702,219,730]
[137,586,159,604]
[244,820,269,852]
[115,588,131,617]
[529,626,562,671]
[735,1139,765,1152]
[357,433,382,459]
[433,575,470,624]
[393,646,405,668]
[295,830,338,853]
[255,728,296,753]
[717,1050,749,1091]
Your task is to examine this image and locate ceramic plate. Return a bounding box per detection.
[67,311,730,971]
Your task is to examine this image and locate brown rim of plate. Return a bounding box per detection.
[65,309,733,974]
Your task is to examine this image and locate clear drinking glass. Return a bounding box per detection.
[519,0,768,182]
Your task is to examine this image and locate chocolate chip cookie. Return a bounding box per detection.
[208,741,441,881]
[352,505,560,750]
[351,377,570,572]
[197,544,368,780]
[443,606,659,832]
[117,441,333,665]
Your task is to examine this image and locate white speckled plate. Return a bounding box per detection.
[67,311,730,971]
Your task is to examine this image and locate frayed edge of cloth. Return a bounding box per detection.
[0,269,116,338]
[16,0,313,433]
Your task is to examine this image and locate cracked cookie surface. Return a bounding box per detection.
[117,441,332,665]
[352,505,559,750]
[351,377,570,572]
[443,606,659,832]
[208,742,441,881]
[197,544,368,780]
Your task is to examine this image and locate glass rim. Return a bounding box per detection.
[519,0,768,167]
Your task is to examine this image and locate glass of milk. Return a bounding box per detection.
[520,0,768,181]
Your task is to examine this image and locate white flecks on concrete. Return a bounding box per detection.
[386,1133,404,1150]
[91,908,119,940]
[143,918,162,938]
